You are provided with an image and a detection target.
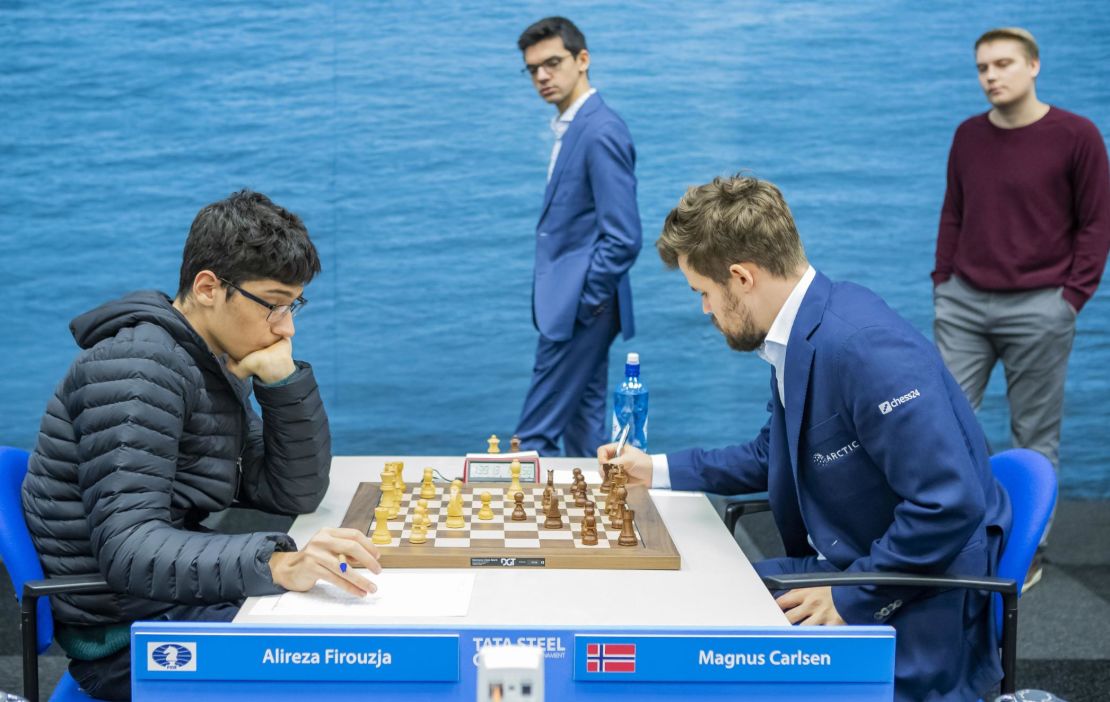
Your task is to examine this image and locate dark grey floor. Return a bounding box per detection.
[2,501,1107,700]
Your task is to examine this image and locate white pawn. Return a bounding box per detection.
[420,468,436,499]
[478,492,495,520]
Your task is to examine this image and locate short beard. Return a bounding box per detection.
[713,288,766,352]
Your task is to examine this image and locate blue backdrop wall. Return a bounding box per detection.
[2,1,1108,496]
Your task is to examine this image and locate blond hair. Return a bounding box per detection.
[975,27,1039,61]
[656,174,806,283]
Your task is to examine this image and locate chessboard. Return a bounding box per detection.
[340,481,681,570]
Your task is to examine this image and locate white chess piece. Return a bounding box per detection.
[446,480,465,528]
[506,459,524,497]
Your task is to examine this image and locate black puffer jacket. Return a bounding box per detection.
[22,291,331,626]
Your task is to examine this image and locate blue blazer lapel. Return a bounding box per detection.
[539,93,602,221]
[768,378,812,556]
[783,272,832,476]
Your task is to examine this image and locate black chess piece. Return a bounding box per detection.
[618,506,638,546]
[608,485,627,518]
[610,499,625,530]
[582,513,599,546]
[612,465,627,491]
[543,496,563,529]
[511,492,528,521]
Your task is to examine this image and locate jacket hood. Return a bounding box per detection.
[69,290,213,363]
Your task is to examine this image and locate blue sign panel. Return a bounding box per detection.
[573,632,895,683]
[134,629,459,682]
[131,623,896,701]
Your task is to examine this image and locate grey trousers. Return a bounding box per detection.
[934,275,1075,543]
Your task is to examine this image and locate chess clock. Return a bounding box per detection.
[462,452,542,484]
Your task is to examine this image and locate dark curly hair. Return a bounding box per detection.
[176,190,321,301]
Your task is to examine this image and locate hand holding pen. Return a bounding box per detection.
[268,527,382,597]
[595,422,653,486]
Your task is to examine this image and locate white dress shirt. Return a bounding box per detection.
[757,265,817,409]
[547,88,597,182]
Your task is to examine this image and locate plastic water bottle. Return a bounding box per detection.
[611,352,649,451]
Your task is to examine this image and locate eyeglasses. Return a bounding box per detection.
[521,53,573,76]
[220,278,307,323]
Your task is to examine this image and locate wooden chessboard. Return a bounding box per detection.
[340,482,681,570]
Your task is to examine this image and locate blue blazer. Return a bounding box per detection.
[668,272,1012,701]
[533,93,641,342]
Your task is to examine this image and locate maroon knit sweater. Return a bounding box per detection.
[933,106,1110,312]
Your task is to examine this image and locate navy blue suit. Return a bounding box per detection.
[668,272,1012,701]
[517,93,642,456]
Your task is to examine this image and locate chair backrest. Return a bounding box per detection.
[0,446,54,653]
[990,448,1058,635]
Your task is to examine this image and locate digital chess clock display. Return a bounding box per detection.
[464,458,540,483]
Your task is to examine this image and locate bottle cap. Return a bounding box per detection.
[624,352,640,378]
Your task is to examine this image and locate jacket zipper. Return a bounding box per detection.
[235,455,243,501]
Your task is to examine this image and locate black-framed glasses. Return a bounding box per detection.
[521,53,573,76]
[219,278,307,323]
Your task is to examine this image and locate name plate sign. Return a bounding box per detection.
[574,633,893,683]
[134,631,459,682]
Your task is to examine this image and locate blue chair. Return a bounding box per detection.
[722,448,1057,697]
[0,446,111,702]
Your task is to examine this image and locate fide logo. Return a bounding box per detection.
[147,642,197,672]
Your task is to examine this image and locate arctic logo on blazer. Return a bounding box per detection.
[878,388,921,415]
[813,440,860,465]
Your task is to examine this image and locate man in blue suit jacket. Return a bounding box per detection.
[600,175,1012,701]
[515,17,642,456]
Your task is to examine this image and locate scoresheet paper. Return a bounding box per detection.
[250,570,476,618]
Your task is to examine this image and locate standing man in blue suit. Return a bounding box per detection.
[515,17,642,457]
[599,176,1012,701]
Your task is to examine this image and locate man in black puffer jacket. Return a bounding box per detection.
[22,190,382,700]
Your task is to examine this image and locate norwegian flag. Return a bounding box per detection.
[585,642,637,673]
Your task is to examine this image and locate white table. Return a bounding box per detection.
[237,455,788,628]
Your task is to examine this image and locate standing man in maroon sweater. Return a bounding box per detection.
[933,27,1110,589]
